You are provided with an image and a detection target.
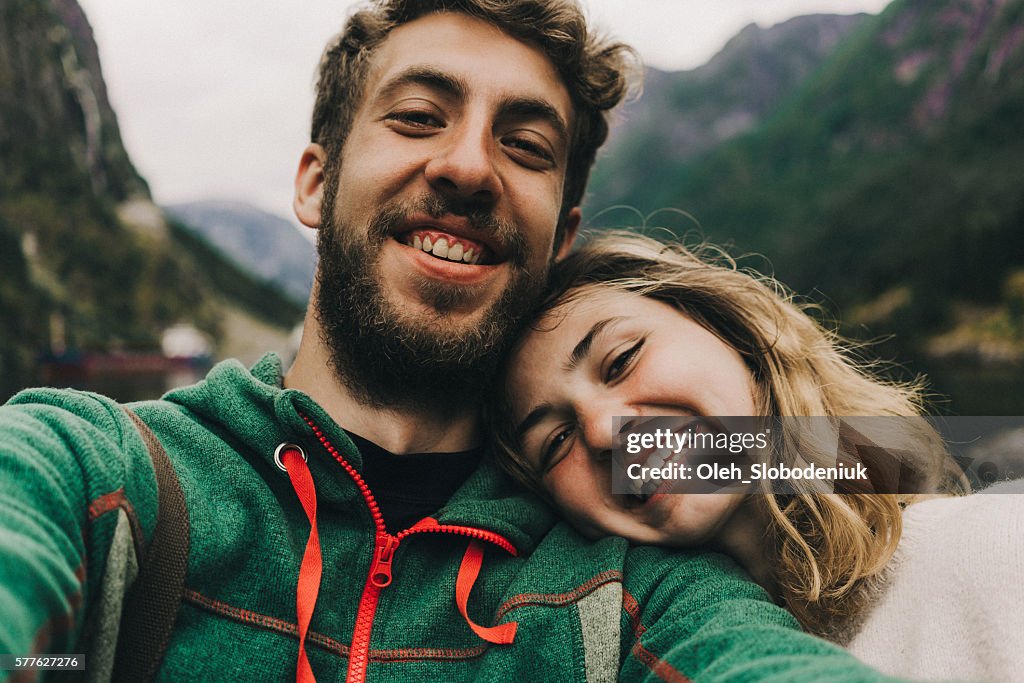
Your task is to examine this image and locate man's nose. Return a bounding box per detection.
[424,121,503,207]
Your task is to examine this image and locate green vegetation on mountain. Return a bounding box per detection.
[586,0,1024,410]
[589,13,871,211]
[167,201,316,307]
[167,218,306,329]
[0,215,48,394]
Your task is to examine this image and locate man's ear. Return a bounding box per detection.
[294,143,327,229]
[555,207,582,261]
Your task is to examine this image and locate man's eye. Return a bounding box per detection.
[606,339,644,382]
[386,111,443,131]
[541,425,575,473]
[503,135,554,166]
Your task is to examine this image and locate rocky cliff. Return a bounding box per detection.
[0,0,303,400]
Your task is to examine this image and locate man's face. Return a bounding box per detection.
[301,12,580,409]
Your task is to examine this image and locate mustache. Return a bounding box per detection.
[367,193,529,268]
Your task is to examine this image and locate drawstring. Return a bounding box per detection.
[275,444,517,683]
[455,541,518,645]
[276,444,321,683]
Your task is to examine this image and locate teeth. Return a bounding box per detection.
[407,233,485,264]
[647,449,669,469]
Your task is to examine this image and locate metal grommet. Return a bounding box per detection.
[274,443,307,472]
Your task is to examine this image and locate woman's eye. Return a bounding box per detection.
[541,425,575,473]
[606,339,644,382]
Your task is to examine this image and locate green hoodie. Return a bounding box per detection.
[0,355,898,682]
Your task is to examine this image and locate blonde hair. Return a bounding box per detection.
[491,231,965,635]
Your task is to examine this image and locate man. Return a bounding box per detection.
[0,1,899,681]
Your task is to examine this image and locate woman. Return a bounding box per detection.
[492,231,1023,681]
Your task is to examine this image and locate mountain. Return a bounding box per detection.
[585,0,1024,409]
[0,0,304,400]
[588,13,872,215]
[0,0,148,203]
[166,201,316,306]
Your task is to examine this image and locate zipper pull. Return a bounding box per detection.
[370,534,397,588]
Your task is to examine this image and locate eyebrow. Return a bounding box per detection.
[375,66,468,104]
[515,401,556,441]
[565,317,623,372]
[514,316,626,440]
[496,95,570,148]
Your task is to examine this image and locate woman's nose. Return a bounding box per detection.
[578,399,636,461]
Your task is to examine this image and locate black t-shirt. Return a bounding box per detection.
[345,431,483,533]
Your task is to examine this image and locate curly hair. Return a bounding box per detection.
[490,231,967,635]
[311,0,637,252]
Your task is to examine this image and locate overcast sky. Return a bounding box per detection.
[77,0,891,224]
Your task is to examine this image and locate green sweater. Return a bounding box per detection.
[0,355,898,682]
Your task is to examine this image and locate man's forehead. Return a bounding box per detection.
[365,11,573,120]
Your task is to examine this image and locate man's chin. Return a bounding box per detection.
[377,292,511,362]
[317,274,526,411]
[386,286,506,327]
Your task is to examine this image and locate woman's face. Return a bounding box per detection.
[507,286,759,547]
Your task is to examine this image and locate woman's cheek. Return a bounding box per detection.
[549,461,612,537]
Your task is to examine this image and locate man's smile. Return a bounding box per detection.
[392,212,508,266]
[389,237,506,287]
[402,231,486,264]
[379,208,520,288]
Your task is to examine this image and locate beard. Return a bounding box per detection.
[314,191,550,413]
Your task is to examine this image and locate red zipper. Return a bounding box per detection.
[301,414,516,683]
[399,517,517,554]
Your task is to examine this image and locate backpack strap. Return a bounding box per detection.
[112,407,191,682]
